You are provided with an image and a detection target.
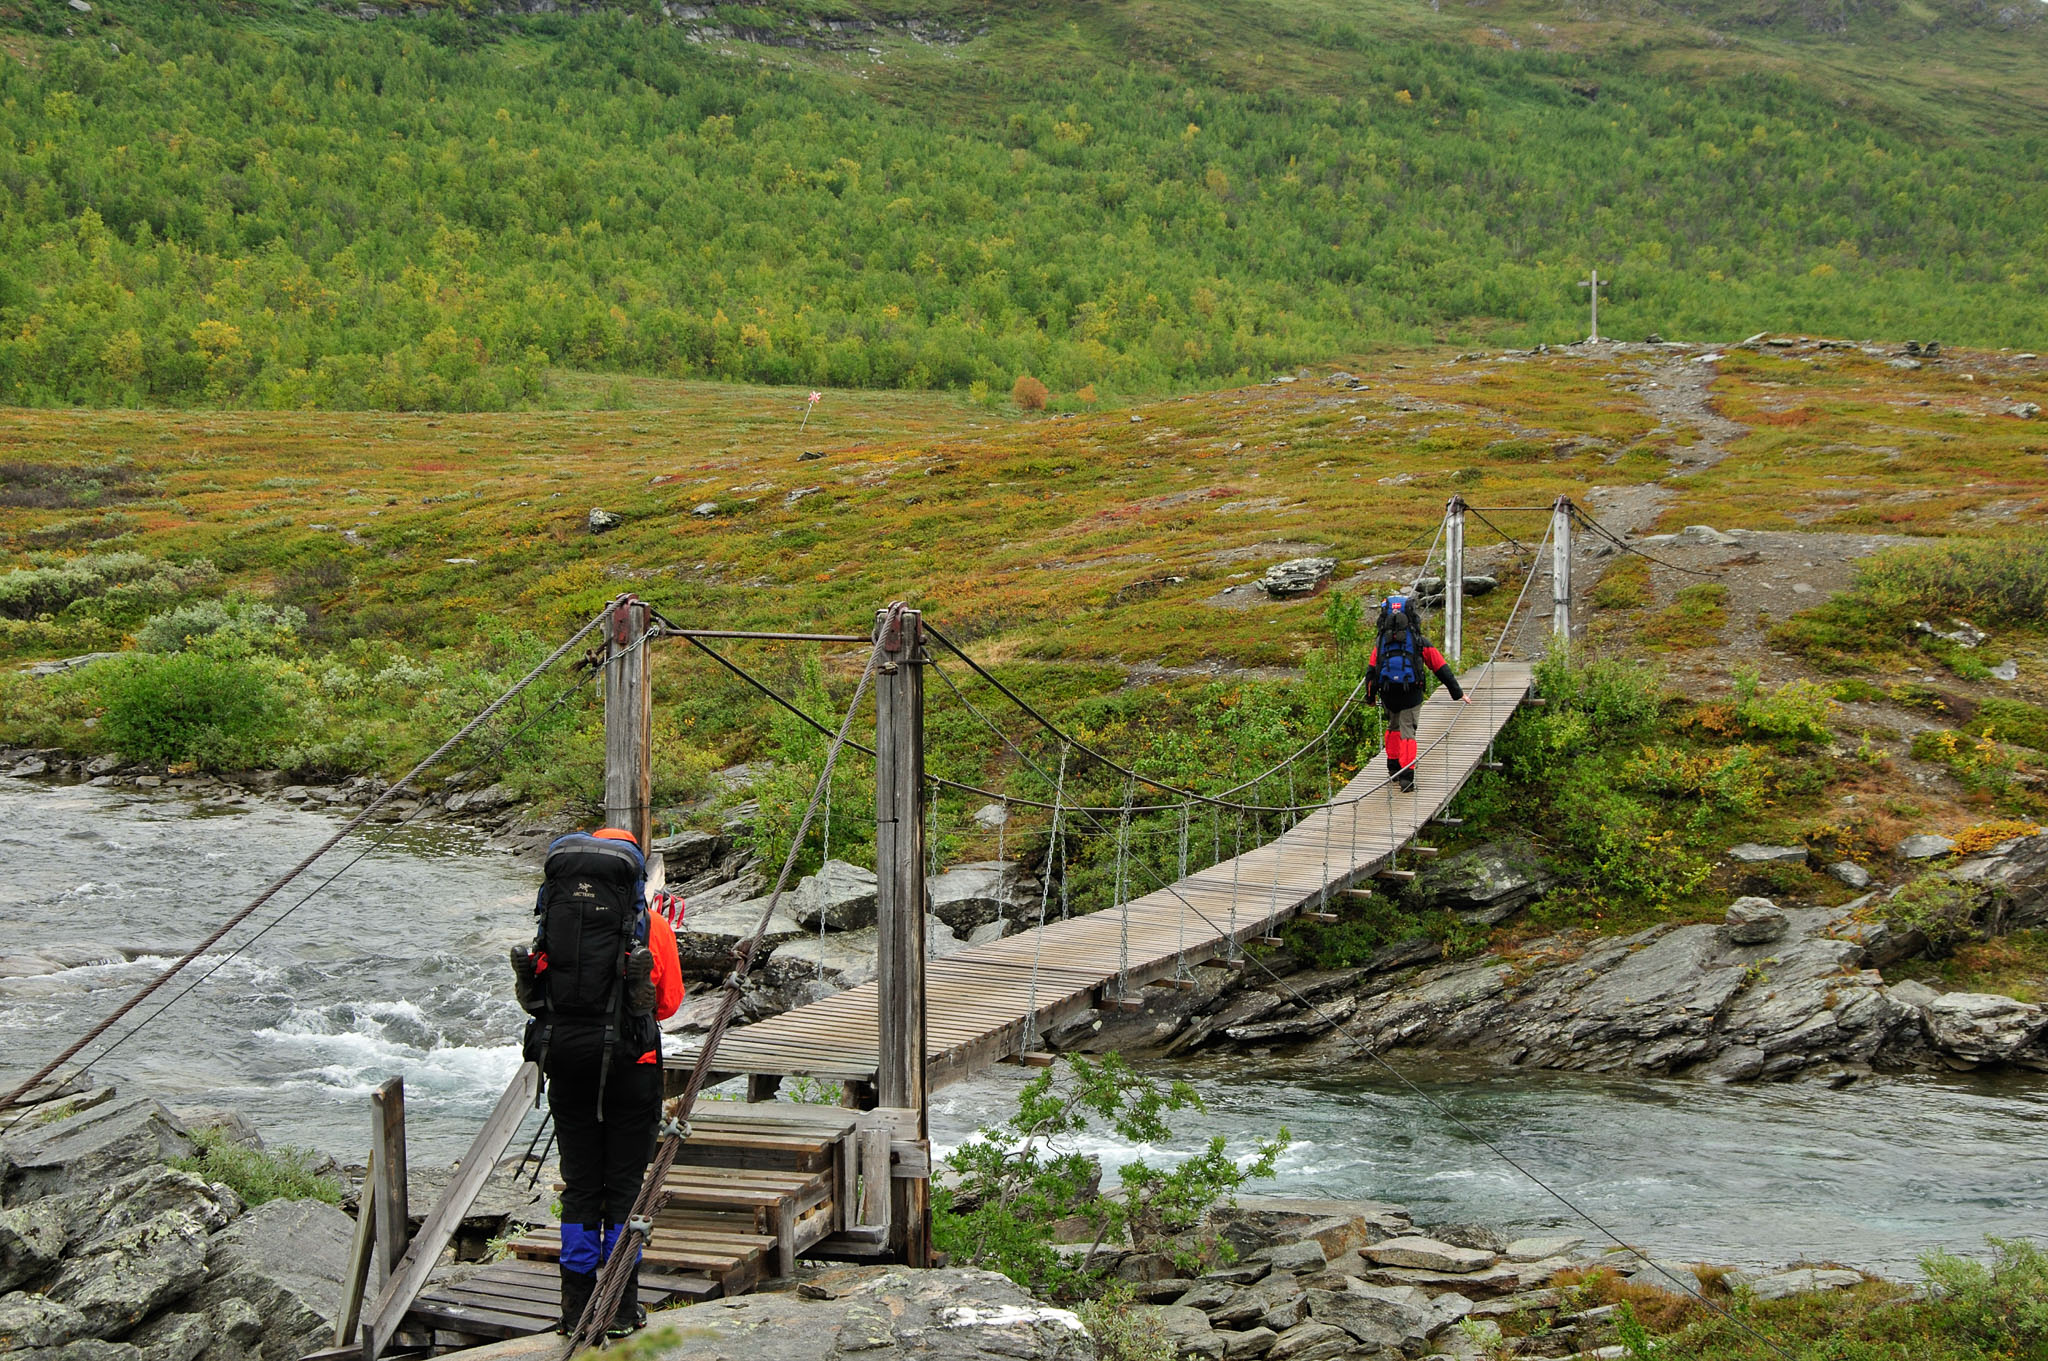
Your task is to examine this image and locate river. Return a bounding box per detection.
[4,778,2043,1277]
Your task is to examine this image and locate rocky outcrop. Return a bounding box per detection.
[0,1096,352,1361]
[627,1265,1091,1361]
[1400,839,1555,925]
[787,860,878,932]
[928,862,1041,937]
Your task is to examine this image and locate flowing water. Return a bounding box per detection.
[5,778,2045,1275]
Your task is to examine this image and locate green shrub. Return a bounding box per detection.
[1732,671,1835,745]
[1911,729,2027,795]
[1921,1238,2048,1349]
[99,652,295,768]
[172,1128,342,1207]
[136,596,306,653]
[1967,699,2048,755]
[0,552,155,620]
[1860,540,2048,625]
[934,1054,1286,1299]
[1078,1285,1174,1361]
[1881,873,1984,958]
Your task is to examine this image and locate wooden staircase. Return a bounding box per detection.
[500,1102,862,1302]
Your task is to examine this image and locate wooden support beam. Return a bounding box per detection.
[1304,912,1340,924]
[1343,888,1375,901]
[747,1074,783,1103]
[1145,977,1198,992]
[1019,1052,1058,1068]
[1434,817,1465,827]
[370,1079,409,1288]
[1376,869,1417,882]
[361,1065,540,1361]
[1255,935,1284,947]
[1409,846,1441,858]
[873,603,930,1269]
[602,595,655,850]
[333,1137,378,1348]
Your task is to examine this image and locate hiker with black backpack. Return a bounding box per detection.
[1364,593,1468,792]
[509,827,683,1337]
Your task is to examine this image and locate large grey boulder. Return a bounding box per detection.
[928,862,1040,936]
[636,1264,1090,1360]
[0,1201,68,1291]
[1365,1237,1495,1274]
[1259,560,1336,598]
[1829,861,1873,891]
[763,920,965,992]
[1950,832,2048,929]
[1722,897,1789,946]
[1897,834,1955,861]
[45,1210,210,1338]
[1729,844,1807,866]
[0,1099,195,1203]
[788,860,879,932]
[1263,1320,1350,1361]
[125,1313,210,1361]
[672,898,809,978]
[1924,993,2048,1066]
[648,829,729,878]
[1728,1267,1862,1301]
[187,1200,352,1361]
[0,1290,93,1350]
[1403,840,1556,924]
[1149,1304,1224,1359]
[1305,1284,1433,1351]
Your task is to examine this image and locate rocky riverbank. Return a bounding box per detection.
[1062,832,2048,1083]
[0,1087,553,1361]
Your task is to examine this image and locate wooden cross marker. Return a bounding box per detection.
[1578,268,1606,342]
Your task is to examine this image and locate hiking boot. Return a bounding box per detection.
[604,1271,645,1339]
[1397,770,1416,793]
[558,1268,597,1336]
[1385,755,1402,780]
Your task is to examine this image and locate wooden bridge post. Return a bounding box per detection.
[1444,497,1465,666]
[1551,496,1573,644]
[873,603,931,1267]
[603,594,655,849]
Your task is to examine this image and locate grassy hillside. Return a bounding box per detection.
[1,0,2044,409]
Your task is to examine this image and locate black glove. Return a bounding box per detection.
[625,947,657,1014]
[510,946,543,1014]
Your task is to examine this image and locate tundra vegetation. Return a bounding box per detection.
[1,0,2046,409]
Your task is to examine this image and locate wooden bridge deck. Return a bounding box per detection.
[672,663,1532,1091]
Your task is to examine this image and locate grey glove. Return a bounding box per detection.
[625,947,657,1014]
[510,946,543,1014]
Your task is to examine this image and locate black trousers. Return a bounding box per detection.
[545,1030,662,1275]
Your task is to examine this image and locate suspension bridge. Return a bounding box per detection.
[6,494,1712,1360]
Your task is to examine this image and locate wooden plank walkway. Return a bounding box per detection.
[672,663,1532,1091]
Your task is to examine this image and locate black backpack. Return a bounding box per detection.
[524,832,651,1110]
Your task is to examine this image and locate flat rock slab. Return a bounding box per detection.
[631,1266,1091,1361]
[1364,1236,1496,1273]
[1504,1235,1585,1263]
[1896,834,1955,860]
[1732,1267,1863,1301]
[0,1098,195,1203]
[1728,844,1807,865]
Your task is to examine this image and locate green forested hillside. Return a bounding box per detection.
[1,0,2044,409]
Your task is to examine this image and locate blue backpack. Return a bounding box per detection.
[1376,597,1422,687]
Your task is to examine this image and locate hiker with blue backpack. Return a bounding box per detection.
[510,827,683,1337]
[1364,593,1468,792]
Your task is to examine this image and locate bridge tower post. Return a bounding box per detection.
[603,593,655,850]
[1550,497,1573,644]
[873,602,932,1267]
[1444,497,1466,666]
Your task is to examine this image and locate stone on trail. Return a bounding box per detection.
[1896,834,1956,860]
[1258,558,1336,598]
[972,803,1009,829]
[1404,839,1555,924]
[1728,844,1807,866]
[586,508,623,532]
[1829,861,1873,890]
[1679,525,1740,546]
[788,859,879,931]
[1721,896,1789,946]
[1365,1237,1496,1274]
